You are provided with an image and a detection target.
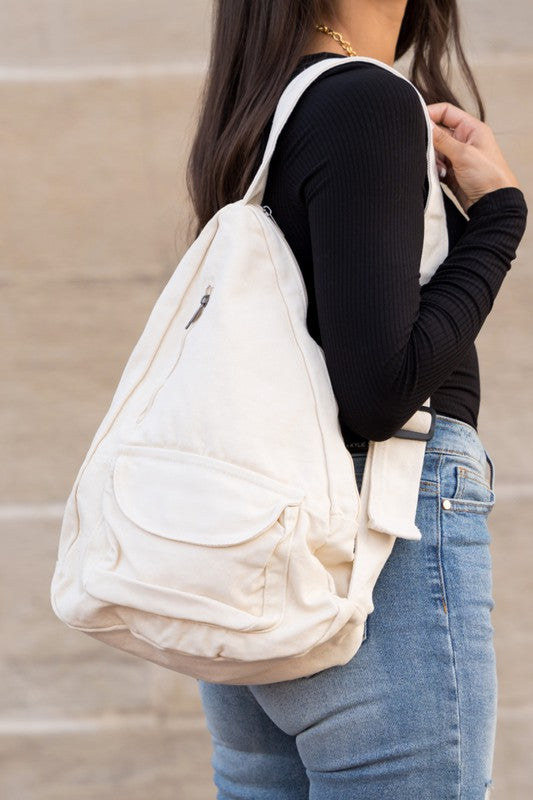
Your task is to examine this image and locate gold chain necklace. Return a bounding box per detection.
[315,24,358,57]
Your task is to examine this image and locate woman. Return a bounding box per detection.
[186,1,528,798]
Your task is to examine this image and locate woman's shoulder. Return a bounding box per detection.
[290,56,425,113]
[281,57,427,153]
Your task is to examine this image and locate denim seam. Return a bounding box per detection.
[457,465,492,495]
[443,500,495,515]
[436,454,449,617]
[484,450,496,492]
[437,452,463,799]
[444,464,495,514]
[426,447,486,466]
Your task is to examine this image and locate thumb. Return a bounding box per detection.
[430,121,464,163]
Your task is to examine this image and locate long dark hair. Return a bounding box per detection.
[186,0,484,240]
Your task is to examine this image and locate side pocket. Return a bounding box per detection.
[485,449,496,494]
[441,455,495,515]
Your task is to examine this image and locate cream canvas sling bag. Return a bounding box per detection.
[50,55,449,685]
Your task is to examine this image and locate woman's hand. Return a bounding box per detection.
[427,102,523,213]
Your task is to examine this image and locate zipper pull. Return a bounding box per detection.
[184,285,212,329]
[261,204,285,237]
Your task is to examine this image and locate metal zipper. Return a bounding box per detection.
[136,284,213,424]
[185,286,212,329]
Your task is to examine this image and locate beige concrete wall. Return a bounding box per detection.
[1,2,531,798]
[0,1,212,69]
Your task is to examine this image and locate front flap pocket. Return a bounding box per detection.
[83,445,306,634]
[113,444,305,545]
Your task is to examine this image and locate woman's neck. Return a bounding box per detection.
[304,0,408,67]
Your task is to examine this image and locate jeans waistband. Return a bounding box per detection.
[426,414,486,462]
[427,414,494,488]
[347,414,484,459]
[347,413,494,490]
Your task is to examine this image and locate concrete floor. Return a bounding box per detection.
[1,3,532,798]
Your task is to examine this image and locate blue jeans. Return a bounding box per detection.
[198,414,497,799]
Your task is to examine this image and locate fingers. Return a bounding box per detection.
[430,120,465,162]
[427,102,473,130]
[436,158,447,179]
[427,102,487,149]
[426,101,516,209]
[427,101,483,166]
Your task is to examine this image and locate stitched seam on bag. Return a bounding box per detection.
[116,449,303,501]
[253,208,334,520]
[64,218,221,562]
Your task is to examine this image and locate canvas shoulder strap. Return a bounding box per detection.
[242,55,438,581]
[242,54,441,209]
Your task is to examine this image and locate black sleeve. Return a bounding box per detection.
[299,66,528,441]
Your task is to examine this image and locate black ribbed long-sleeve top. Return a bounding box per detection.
[259,52,528,443]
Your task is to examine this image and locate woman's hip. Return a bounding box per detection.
[198,413,498,796]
